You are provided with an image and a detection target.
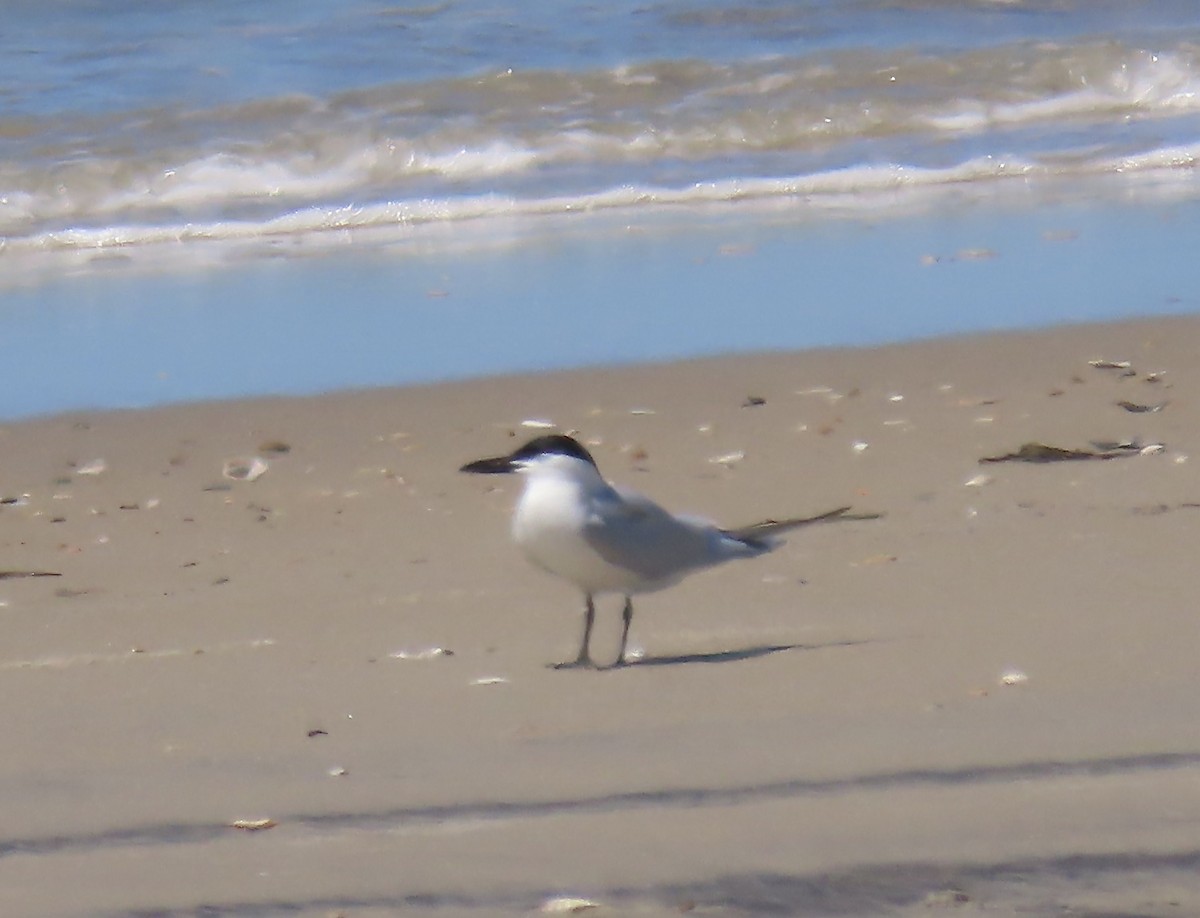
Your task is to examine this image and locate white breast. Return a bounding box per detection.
[511,474,649,595]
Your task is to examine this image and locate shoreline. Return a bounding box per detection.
[5,190,1200,422]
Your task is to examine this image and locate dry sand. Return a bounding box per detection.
[2,316,1200,916]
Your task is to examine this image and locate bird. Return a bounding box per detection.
[460,433,863,669]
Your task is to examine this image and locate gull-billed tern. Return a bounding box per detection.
[461,434,864,669]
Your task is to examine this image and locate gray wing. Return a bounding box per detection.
[581,485,718,582]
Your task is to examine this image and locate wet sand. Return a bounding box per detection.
[2,315,1200,916]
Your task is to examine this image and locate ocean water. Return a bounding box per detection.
[4,1,1200,418]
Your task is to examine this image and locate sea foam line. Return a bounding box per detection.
[5,145,1199,257]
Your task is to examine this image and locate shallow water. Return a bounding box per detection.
[5,1,1200,265]
[3,1,1200,419]
[4,190,1197,421]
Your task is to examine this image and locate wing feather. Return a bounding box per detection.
[723,505,883,547]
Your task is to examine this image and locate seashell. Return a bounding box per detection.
[708,450,745,466]
[388,647,453,661]
[229,818,276,831]
[222,456,268,482]
[539,896,600,913]
[75,458,107,476]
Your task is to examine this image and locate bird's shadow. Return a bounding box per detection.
[619,638,874,668]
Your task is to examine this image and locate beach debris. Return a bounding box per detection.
[629,407,656,416]
[74,458,107,476]
[742,395,766,407]
[539,896,600,914]
[469,676,509,686]
[222,456,269,482]
[307,729,328,738]
[388,646,454,661]
[1088,358,1137,378]
[956,395,999,407]
[1000,669,1028,686]
[708,450,745,466]
[1143,370,1167,384]
[923,887,972,907]
[229,818,277,831]
[980,441,1160,464]
[327,766,349,777]
[521,419,556,429]
[0,495,30,507]
[963,473,993,488]
[1140,443,1165,456]
[1116,399,1167,413]
[0,570,61,580]
[1089,439,1144,453]
[853,553,897,566]
[851,440,869,453]
[627,445,649,465]
[258,440,291,455]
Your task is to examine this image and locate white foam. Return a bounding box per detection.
[924,50,1200,134]
[6,143,1200,263]
[408,141,541,179]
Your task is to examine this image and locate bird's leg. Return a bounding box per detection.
[614,595,634,667]
[553,594,597,669]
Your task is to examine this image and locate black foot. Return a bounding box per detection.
[550,657,600,670]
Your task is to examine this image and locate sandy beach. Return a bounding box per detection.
[3,314,1200,916]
